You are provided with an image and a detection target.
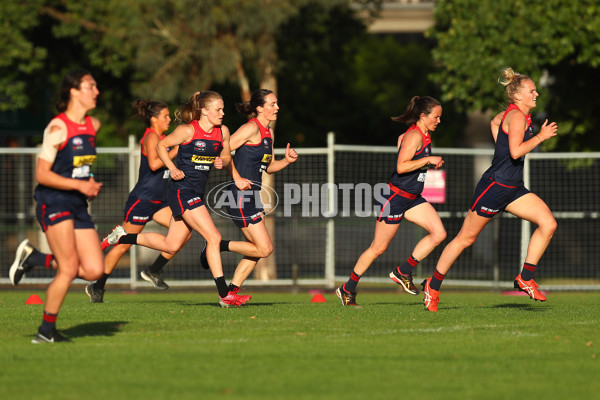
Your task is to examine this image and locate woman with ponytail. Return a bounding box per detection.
[336,96,446,306]
[101,91,252,307]
[85,99,190,303]
[199,89,298,302]
[421,68,558,312]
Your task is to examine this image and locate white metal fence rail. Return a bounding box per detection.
[1,132,599,290]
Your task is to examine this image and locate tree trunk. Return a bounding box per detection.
[254,56,278,281]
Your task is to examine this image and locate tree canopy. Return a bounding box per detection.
[429,0,600,151]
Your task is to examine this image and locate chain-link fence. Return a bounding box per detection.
[1,133,599,290]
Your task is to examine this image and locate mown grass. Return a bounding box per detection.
[0,289,598,400]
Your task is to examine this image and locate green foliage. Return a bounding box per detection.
[429,0,600,150]
[0,0,47,111]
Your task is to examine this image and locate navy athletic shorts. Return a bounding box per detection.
[123,196,169,225]
[470,176,530,218]
[36,201,95,232]
[376,183,427,224]
[167,188,205,218]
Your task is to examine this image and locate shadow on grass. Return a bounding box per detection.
[62,321,128,338]
[200,302,280,307]
[491,303,550,311]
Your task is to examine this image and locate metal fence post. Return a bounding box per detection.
[520,156,531,271]
[325,132,336,288]
[128,135,138,289]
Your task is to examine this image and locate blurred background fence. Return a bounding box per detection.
[1,132,599,290]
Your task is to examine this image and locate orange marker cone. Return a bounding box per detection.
[25,294,44,305]
[311,294,326,303]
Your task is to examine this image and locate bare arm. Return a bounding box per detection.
[266,142,298,174]
[220,125,252,190]
[37,122,103,199]
[507,111,558,159]
[396,130,443,174]
[144,131,178,171]
[490,112,502,143]
[157,124,194,181]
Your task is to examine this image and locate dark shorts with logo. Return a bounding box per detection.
[35,201,95,232]
[470,177,530,218]
[226,189,264,228]
[376,190,427,224]
[167,188,205,218]
[123,196,169,225]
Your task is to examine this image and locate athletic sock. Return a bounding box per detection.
[214,276,229,298]
[521,263,537,281]
[28,249,54,269]
[343,271,361,293]
[95,273,110,289]
[430,269,446,291]
[118,234,138,245]
[229,283,239,292]
[148,255,169,273]
[399,255,420,276]
[220,240,230,252]
[40,311,58,335]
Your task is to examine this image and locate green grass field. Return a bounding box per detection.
[0,288,598,400]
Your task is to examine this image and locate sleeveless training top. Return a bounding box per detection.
[170,120,223,194]
[34,113,97,204]
[389,124,432,195]
[483,104,535,186]
[129,128,170,201]
[232,118,273,183]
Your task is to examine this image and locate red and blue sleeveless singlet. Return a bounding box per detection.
[129,128,170,201]
[388,124,432,195]
[171,120,223,194]
[483,104,535,186]
[233,118,273,183]
[34,113,97,204]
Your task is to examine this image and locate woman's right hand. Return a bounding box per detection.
[170,168,185,181]
[79,177,103,200]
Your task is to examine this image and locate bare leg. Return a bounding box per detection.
[434,210,491,275]
[403,202,447,260]
[505,193,557,264]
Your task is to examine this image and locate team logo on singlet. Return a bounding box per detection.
[263,138,270,148]
[425,147,430,155]
[213,142,220,152]
[194,141,206,152]
[72,137,84,150]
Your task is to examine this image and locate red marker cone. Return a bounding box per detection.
[25,294,44,305]
[311,294,326,303]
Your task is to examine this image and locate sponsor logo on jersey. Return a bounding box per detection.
[192,155,216,164]
[194,141,206,152]
[72,155,97,167]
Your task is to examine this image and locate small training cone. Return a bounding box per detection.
[25,294,44,305]
[311,294,326,303]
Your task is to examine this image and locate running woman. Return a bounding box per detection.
[85,99,190,303]
[9,69,104,342]
[336,96,446,306]
[422,68,558,312]
[101,91,252,307]
[199,89,298,299]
